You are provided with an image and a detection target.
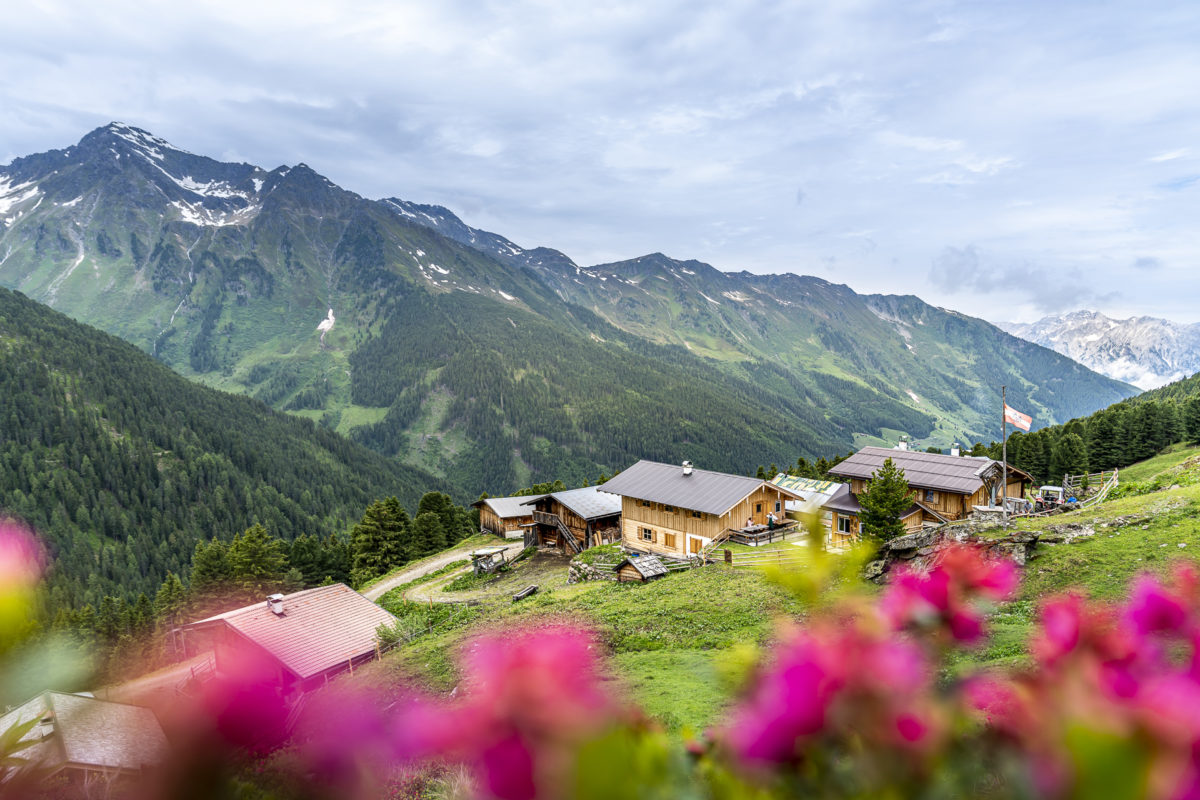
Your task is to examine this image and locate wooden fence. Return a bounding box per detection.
[724,548,809,570]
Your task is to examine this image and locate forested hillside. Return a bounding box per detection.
[0,287,442,612]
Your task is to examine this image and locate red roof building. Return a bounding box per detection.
[184,584,397,693]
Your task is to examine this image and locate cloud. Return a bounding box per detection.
[0,1,1197,321]
[1132,256,1162,270]
[930,245,1114,312]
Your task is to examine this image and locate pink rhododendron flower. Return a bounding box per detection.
[727,631,843,763]
[1033,594,1084,666]
[0,520,45,587]
[882,544,1016,644]
[1128,575,1191,638]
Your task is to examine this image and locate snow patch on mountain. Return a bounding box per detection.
[1000,310,1200,390]
[170,199,260,227]
[0,177,40,219]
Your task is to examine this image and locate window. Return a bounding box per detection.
[774,501,781,513]
[663,532,677,548]
[664,505,675,513]
[924,489,936,503]
[756,503,762,513]
[692,510,702,518]
[837,516,854,534]
[641,528,654,542]
[640,500,651,507]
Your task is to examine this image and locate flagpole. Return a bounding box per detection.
[1001,385,1008,524]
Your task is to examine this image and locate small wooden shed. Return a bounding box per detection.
[614,555,669,583]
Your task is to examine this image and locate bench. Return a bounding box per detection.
[512,585,538,602]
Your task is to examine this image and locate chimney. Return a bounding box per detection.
[950,442,961,457]
[895,436,909,451]
[266,593,286,616]
[682,460,693,476]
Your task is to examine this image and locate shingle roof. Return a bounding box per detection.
[186,584,397,680]
[473,494,544,519]
[520,485,622,520]
[0,692,168,775]
[601,460,803,516]
[616,555,669,579]
[828,447,1002,494]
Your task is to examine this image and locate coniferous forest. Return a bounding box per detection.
[0,286,445,616]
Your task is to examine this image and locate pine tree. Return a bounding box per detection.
[411,511,446,556]
[1186,397,1200,443]
[857,458,911,541]
[1049,433,1088,485]
[227,524,288,597]
[153,572,188,626]
[190,538,232,596]
[418,492,467,545]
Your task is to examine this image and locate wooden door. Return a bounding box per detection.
[689,537,704,555]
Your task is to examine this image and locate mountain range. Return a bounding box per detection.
[0,123,1137,496]
[1000,311,1200,391]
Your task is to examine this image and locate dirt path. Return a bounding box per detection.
[96,652,211,707]
[362,540,525,601]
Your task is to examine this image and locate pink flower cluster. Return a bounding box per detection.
[0,520,45,588]
[724,546,1017,782]
[967,564,1200,799]
[881,544,1018,644]
[296,626,620,800]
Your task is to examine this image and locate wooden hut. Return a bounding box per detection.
[614,555,669,583]
[827,446,1034,535]
[601,460,806,557]
[521,486,622,554]
[473,495,542,539]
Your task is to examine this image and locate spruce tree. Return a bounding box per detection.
[227,524,288,597]
[857,458,911,541]
[411,511,446,556]
[153,572,188,627]
[1186,397,1200,443]
[190,538,232,596]
[1049,433,1088,485]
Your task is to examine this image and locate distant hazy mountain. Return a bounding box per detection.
[1000,311,1200,391]
[0,124,1137,495]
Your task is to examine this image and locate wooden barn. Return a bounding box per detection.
[827,445,1034,536]
[473,494,542,538]
[614,554,669,583]
[521,486,622,554]
[601,460,806,557]
[183,583,398,695]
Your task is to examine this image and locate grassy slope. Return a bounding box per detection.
[362,446,1200,730]
[362,556,805,732]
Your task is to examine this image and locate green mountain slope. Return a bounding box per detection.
[0,125,1137,497]
[0,286,442,609]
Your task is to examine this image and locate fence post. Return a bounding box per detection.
[724,549,732,564]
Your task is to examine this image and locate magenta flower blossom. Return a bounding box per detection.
[727,632,843,763]
[882,544,1016,644]
[0,520,45,587]
[1128,575,1191,638]
[1032,594,1084,666]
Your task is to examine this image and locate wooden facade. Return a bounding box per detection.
[477,504,533,538]
[525,496,620,552]
[619,484,794,559]
[845,475,1027,526]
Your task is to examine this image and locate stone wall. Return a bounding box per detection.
[864,527,1040,583]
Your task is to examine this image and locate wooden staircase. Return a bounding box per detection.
[533,511,583,554]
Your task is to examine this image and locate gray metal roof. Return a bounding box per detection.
[521,485,622,520]
[0,692,169,775]
[474,494,544,519]
[600,460,801,516]
[823,483,862,514]
[828,447,1001,495]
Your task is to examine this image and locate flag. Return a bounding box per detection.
[1004,404,1032,432]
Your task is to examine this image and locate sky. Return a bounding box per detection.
[2,0,1198,323]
